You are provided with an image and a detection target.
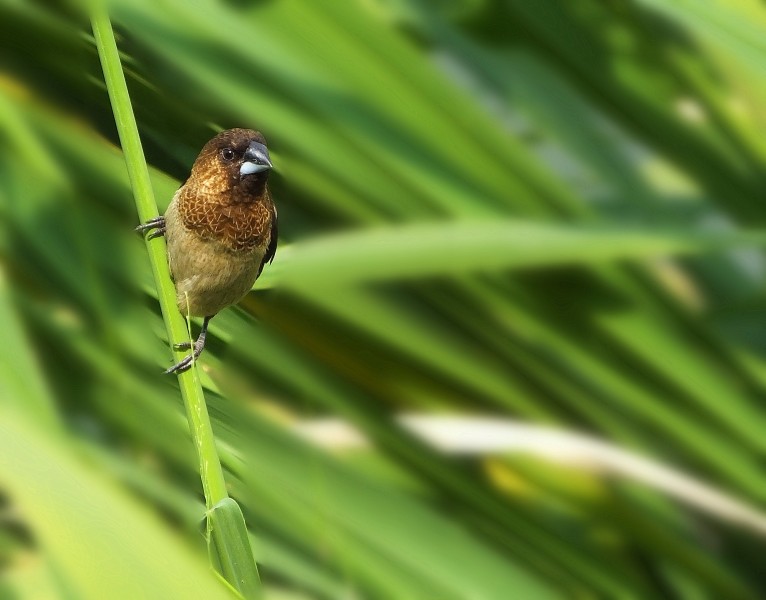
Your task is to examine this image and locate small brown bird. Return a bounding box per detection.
[137,128,277,374]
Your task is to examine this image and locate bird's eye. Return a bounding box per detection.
[220,147,235,161]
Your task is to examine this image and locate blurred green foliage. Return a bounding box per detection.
[1,0,766,598]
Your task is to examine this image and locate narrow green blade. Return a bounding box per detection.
[209,498,262,600]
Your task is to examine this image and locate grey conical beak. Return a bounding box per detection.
[240,141,272,176]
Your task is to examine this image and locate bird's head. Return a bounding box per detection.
[190,128,273,201]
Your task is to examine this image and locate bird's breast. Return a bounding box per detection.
[164,197,268,317]
[178,187,273,253]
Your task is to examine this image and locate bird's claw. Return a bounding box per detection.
[164,317,210,375]
[164,354,196,375]
[164,341,203,375]
[136,216,166,238]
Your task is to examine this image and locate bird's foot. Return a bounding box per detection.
[165,337,205,375]
[164,316,211,375]
[136,216,166,239]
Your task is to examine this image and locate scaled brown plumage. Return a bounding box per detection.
[177,184,274,253]
[136,128,277,374]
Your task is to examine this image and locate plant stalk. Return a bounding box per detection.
[90,1,228,513]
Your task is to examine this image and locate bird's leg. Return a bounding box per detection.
[136,215,166,240]
[165,316,213,375]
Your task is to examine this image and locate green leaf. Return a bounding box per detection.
[209,498,262,600]
[256,221,766,289]
[0,409,232,600]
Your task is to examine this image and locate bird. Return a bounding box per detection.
[136,128,277,374]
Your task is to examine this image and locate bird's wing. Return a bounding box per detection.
[257,204,278,278]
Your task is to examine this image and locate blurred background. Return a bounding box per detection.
[1,0,766,598]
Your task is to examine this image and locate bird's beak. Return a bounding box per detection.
[240,141,272,176]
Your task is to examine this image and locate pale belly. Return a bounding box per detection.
[165,200,266,317]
